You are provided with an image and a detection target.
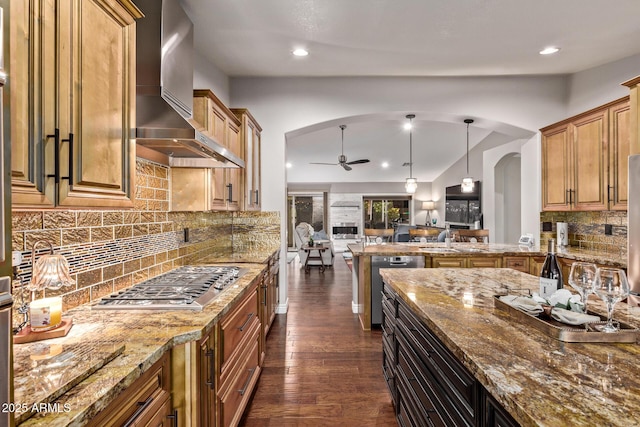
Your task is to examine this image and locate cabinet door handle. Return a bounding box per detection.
[238,368,256,396]
[238,313,254,331]
[46,128,61,185]
[607,185,613,203]
[123,396,154,427]
[227,183,233,202]
[204,349,215,389]
[255,189,259,205]
[60,133,73,183]
[262,284,267,305]
[166,409,179,427]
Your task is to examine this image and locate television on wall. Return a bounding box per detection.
[445,181,481,227]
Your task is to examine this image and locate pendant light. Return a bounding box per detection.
[461,118,474,193]
[405,114,417,194]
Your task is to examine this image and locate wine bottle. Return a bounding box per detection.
[539,238,563,299]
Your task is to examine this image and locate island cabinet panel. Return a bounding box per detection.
[381,284,398,405]
[89,352,172,427]
[431,257,466,268]
[384,285,518,427]
[397,301,477,426]
[483,392,519,427]
[431,256,501,268]
[503,256,530,273]
[11,0,140,209]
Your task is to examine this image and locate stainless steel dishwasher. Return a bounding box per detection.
[371,256,425,325]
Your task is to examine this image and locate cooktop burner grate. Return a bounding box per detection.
[94,265,247,310]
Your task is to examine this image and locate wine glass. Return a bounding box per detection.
[568,262,597,312]
[593,267,629,333]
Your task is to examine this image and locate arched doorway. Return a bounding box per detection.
[494,153,521,244]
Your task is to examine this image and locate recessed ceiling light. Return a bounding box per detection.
[539,47,560,55]
[381,162,389,168]
[286,162,292,168]
[292,48,309,57]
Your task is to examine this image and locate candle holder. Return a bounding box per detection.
[13,240,76,344]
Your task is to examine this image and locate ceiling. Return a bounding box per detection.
[180,0,640,184]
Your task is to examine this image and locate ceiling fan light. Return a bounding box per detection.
[461,177,474,193]
[405,177,418,194]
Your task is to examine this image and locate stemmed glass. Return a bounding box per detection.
[593,267,629,333]
[568,262,597,313]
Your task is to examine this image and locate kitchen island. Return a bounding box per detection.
[380,267,640,427]
[12,249,278,426]
[349,242,627,330]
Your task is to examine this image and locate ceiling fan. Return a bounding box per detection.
[310,125,370,171]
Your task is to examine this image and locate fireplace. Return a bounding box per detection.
[332,223,359,239]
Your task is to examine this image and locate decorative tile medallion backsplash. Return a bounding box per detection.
[11,158,280,324]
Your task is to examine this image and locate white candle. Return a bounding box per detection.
[30,297,63,332]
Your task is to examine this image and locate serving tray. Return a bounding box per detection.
[493,295,639,343]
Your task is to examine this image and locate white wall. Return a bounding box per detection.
[482,140,527,243]
[194,55,231,105]
[567,53,640,116]
[521,135,541,247]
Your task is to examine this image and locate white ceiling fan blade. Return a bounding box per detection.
[310,162,338,165]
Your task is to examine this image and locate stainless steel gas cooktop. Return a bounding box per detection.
[94,266,247,310]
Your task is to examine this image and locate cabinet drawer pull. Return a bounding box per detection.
[167,409,179,427]
[238,368,256,396]
[123,396,154,427]
[60,133,74,183]
[238,313,254,331]
[205,349,215,389]
[46,129,60,185]
[227,183,233,202]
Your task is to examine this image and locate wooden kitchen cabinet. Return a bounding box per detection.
[608,99,631,210]
[173,282,261,427]
[431,256,501,268]
[541,97,630,211]
[218,283,261,427]
[232,108,262,211]
[10,0,140,209]
[193,89,244,211]
[197,327,217,427]
[503,256,530,273]
[89,352,173,427]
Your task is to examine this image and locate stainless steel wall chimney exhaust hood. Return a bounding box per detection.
[135,0,244,168]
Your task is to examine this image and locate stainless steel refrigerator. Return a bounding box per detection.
[628,154,640,307]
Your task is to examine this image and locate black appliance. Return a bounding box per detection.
[445,181,481,228]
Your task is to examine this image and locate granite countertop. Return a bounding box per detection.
[13,262,268,426]
[380,268,640,427]
[347,242,627,268]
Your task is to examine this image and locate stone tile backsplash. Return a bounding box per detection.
[11,158,280,322]
[539,211,627,255]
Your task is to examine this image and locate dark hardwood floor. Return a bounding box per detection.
[240,252,397,426]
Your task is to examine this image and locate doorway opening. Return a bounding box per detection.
[287,193,327,249]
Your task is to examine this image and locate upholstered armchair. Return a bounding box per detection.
[294,222,335,266]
